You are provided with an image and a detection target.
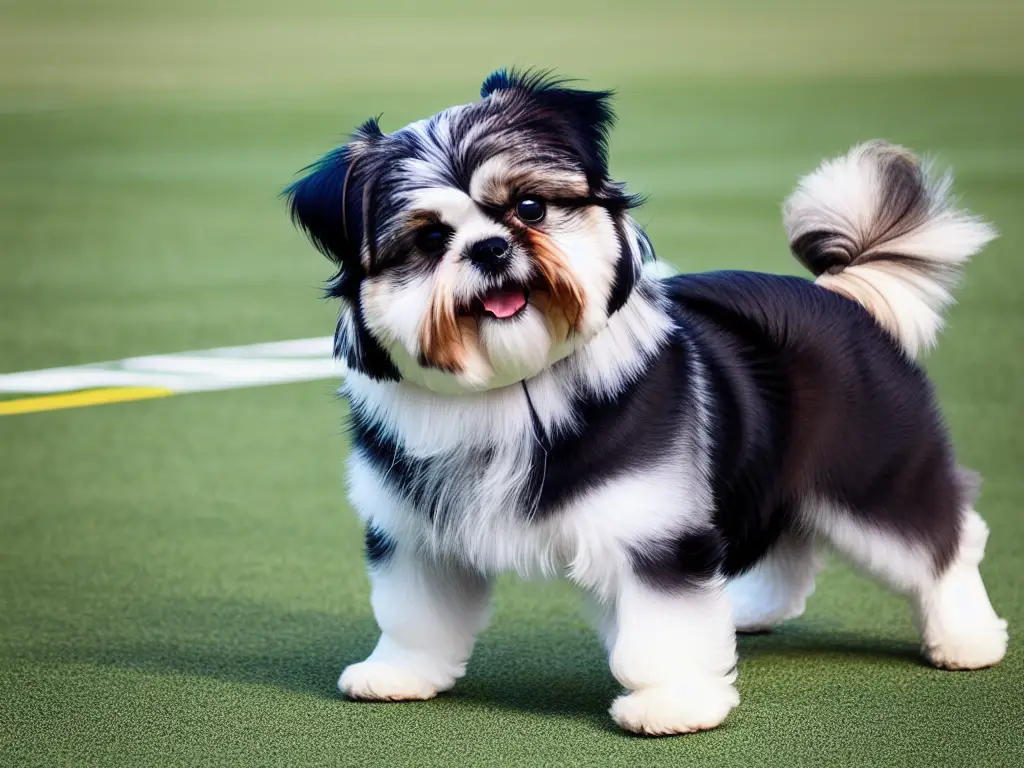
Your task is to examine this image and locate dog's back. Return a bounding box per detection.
[667,270,966,575]
[660,140,998,578]
[663,143,1006,674]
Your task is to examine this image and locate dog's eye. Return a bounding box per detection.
[515,198,546,224]
[415,224,452,255]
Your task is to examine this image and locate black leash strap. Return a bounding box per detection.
[520,380,551,516]
[520,380,551,453]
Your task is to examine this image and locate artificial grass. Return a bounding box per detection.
[1,1,1022,765]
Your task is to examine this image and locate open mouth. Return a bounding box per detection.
[462,282,531,320]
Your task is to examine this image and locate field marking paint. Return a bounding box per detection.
[0,337,343,417]
[0,387,175,416]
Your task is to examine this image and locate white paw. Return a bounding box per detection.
[924,618,1009,671]
[729,576,814,634]
[732,599,808,634]
[609,682,739,736]
[338,661,439,701]
[733,610,789,634]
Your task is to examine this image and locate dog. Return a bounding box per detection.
[286,70,1008,735]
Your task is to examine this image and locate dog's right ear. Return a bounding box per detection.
[285,118,382,300]
[285,119,400,382]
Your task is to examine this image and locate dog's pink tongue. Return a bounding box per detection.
[482,288,527,318]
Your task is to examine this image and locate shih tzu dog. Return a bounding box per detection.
[286,70,1007,735]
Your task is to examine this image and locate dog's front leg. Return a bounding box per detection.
[600,570,739,735]
[340,534,492,701]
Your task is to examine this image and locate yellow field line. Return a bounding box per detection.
[0,387,175,416]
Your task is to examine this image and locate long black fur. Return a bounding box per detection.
[659,272,966,580]
[350,270,967,587]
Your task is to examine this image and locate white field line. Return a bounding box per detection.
[0,337,343,395]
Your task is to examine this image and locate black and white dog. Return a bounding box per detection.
[287,70,1007,735]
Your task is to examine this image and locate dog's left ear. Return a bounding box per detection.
[481,68,615,185]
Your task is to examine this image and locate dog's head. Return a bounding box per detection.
[288,70,652,394]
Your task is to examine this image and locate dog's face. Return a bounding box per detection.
[288,70,649,393]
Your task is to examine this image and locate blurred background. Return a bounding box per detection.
[1,1,1021,765]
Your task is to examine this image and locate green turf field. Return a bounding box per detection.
[1,1,1022,765]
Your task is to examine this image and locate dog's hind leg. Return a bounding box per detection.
[811,500,1007,670]
[727,533,822,633]
[913,508,1008,669]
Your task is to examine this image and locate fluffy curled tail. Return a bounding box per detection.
[783,141,996,358]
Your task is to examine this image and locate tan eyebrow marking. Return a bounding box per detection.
[407,210,444,227]
[470,155,589,208]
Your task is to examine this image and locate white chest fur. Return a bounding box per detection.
[341,283,708,594]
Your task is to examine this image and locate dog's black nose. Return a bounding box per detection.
[468,237,510,273]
